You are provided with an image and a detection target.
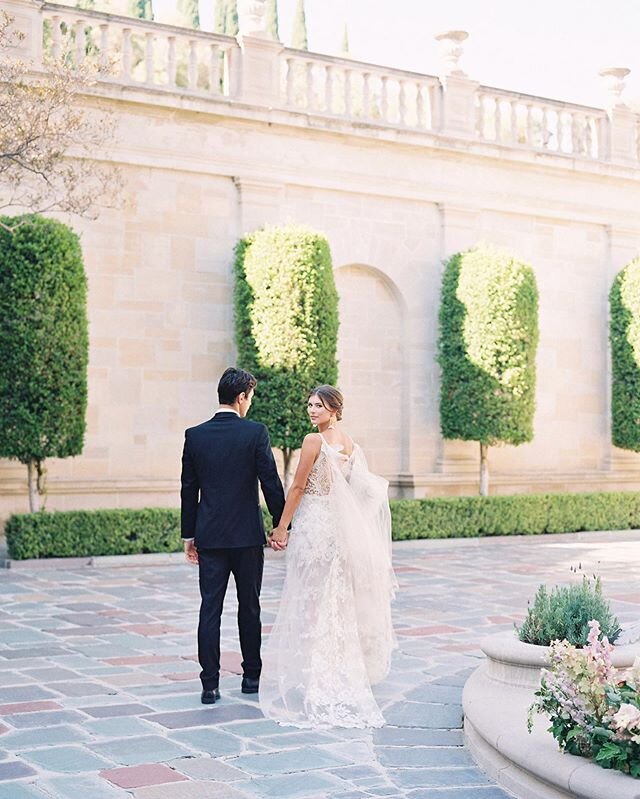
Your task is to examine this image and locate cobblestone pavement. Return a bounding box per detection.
[1,531,640,799]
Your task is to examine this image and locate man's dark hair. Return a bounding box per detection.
[217,367,257,405]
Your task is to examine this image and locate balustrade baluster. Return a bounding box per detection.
[362,72,371,119]
[526,103,534,146]
[51,15,62,61]
[167,36,177,87]
[324,64,334,113]
[286,57,295,106]
[597,116,609,160]
[494,98,502,141]
[476,92,485,137]
[541,106,550,148]
[98,23,109,73]
[380,75,388,122]
[74,18,86,66]
[344,69,352,117]
[510,100,518,143]
[585,116,593,157]
[188,40,198,90]
[122,28,132,81]
[429,83,441,130]
[306,61,314,110]
[144,31,154,86]
[416,82,425,128]
[209,44,220,95]
[398,80,407,126]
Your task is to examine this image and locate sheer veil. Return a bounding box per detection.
[332,442,398,684]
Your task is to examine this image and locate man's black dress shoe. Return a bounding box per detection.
[201,688,220,704]
[241,676,259,694]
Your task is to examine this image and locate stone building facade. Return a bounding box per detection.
[2,0,640,519]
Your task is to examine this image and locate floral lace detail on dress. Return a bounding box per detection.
[303,449,333,496]
[259,439,394,730]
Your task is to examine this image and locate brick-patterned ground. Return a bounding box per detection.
[0,531,639,798]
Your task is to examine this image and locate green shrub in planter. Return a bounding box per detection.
[516,577,621,647]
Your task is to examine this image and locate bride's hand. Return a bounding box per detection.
[270,525,288,551]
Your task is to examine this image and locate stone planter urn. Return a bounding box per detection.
[463,631,640,799]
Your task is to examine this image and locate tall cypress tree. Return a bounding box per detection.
[340,23,349,55]
[177,0,200,28]
[225,0,239,35]
[266,0,279,40]
[291,0,308,50]
[130,0,153,19]
[214,0,226,33]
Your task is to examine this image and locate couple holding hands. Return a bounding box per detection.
[181,367,396,729]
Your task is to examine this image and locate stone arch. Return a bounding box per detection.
[333,264,409,477]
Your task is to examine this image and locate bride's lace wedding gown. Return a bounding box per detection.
[259,436,397,729]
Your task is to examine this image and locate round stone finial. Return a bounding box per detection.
[434,30,469,77]
[598,66,631,107]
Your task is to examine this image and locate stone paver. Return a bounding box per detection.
[1,531,640,797]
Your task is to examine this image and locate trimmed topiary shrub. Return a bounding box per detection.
[0,215,89,511]
[516,577,621,647]
[610,258,640,452]
[438,246,539,495]
[234,225,339,484]
[6,492,640,560]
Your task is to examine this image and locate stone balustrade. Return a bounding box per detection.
[281,48,442,131]
[41,2,237,97]
[476,87,609,160]
[8,1,640,164]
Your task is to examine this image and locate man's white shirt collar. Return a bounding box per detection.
[215,408,240,416]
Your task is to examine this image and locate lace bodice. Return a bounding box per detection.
[304,442,352,496]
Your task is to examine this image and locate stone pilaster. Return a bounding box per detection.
[2,0,43,65]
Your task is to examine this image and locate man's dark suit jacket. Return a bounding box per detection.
[180,412,285,549]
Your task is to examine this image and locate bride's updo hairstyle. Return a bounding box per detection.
[309,385,344,421]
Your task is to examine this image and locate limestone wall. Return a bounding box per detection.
[1,1,640,517]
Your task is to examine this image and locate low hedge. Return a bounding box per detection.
[4,491,640,560]
[389,491,640,539]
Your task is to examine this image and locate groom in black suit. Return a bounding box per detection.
[181,367,285,704]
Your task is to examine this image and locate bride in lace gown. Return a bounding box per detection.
[259,385,397,729]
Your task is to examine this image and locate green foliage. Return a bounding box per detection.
[291,0,308,49]
[225,0,239,36]
[6,506,275,560]
[516,577,621,647]
[0,215,88,465]
[130,0,153,20]
[234,225,339,455]
[340,23,349,55]
[389,491,640,540]
[214,0,226,33]
[8,492,640,560]
[610,258,640,451]
[177,0,200,28]
[266,0,279,40]
[438,246,539,445]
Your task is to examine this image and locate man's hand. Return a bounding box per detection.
[270,525,289,551]
[183,539,199,564]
